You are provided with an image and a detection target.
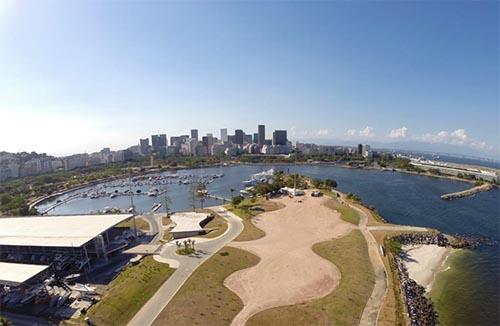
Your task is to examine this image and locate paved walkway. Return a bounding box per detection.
[331,190,431,325]
[128,206,243,326]
[354,203,389,326]
[368,225,429,232]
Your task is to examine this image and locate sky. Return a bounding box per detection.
[0,1,498,159]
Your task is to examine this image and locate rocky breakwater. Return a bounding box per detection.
[441,183,494,200]
[388,232,486,326]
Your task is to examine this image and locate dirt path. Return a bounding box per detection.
[225,192,353,326]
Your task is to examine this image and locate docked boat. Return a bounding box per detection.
[243,168,275,186]
[152,203,162,212]
[147,188,159,197]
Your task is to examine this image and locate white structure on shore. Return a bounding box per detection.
[170,212,212,239]
[280,187,305,196]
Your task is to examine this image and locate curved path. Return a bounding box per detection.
[334,192,429,326]
[128,206,243,326]
[225,193,354,326]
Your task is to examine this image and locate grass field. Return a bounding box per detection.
[323,196,361,225]
[371,230,409,326]
[247,230,375,326]
[197,210,229,239]
[152,246,260,326]
[118,216,150,231]
[227,198,284,241]
[86,256,175,326]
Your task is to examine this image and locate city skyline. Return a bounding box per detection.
[0,1,498,158]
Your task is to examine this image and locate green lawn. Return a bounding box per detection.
[153,246,260,326]
[117,216,150,231]
[323,196,361,225]
[226,198,284,241]
[247,230,375,326]
[197,211,229,239]
[86,256,175,326]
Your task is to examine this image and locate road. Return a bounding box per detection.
[138,212,162,242]
[128,206,243,326]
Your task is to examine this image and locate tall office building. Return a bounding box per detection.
[151,134,167,151]
[139,138,150,155]
[253,133,259,144]
[357,144,363,155]
[190,129,199,141]
[258,125,265,147]
[235,129,244,145]
[220,128,228,143]
[272,130,287,146]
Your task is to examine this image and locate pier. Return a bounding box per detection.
[441,183,493,200]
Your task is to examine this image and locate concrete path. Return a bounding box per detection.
[334,192,430,325]
[355,203,389,326]
[128,206,243,326]
[368,225,429,232]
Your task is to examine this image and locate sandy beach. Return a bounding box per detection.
[224,191,354,325]
[402,244,453,291]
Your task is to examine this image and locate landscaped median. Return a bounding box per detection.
[247,229,375,325]
[84,256,175,326]
[152,246,260,326]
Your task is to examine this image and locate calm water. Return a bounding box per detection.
[36,164,499,325]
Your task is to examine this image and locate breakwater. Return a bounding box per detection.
[441,183,493,200]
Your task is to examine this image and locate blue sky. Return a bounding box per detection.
[0,1,498,158]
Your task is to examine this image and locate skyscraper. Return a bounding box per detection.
[190,129,199,141]
[139,138,150,155]
[151,134,167,157]
[272,130,287,146]
[151,134,167,151]
[220,128,228,142]
[253,133,259,144]
[357,144,363,155]
[258,125,265,147]
[235,129,244,145]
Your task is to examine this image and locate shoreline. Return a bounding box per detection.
[402,244,454,292]
[28,160,496,212]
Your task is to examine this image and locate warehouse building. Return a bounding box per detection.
[0,214,136,271]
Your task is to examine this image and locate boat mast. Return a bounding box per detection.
[129,169,137,238]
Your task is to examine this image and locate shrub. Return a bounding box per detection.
[231,196,243,206]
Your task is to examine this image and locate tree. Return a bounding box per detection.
[232,196,243,206]
[324,178,337,188]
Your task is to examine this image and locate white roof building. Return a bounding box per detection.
[0,262,49,286]
[170,212,212,239]
[280,187,305,196]
[0,214,133,248]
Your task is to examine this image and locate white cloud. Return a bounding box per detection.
[418,128,492,151]
[345,129,356,137]
[359,126,374,137]
[389,127,408,139]
[316,129,330,136]
[421,128,468,145]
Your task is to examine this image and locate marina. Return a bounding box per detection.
[32,164,499,325]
